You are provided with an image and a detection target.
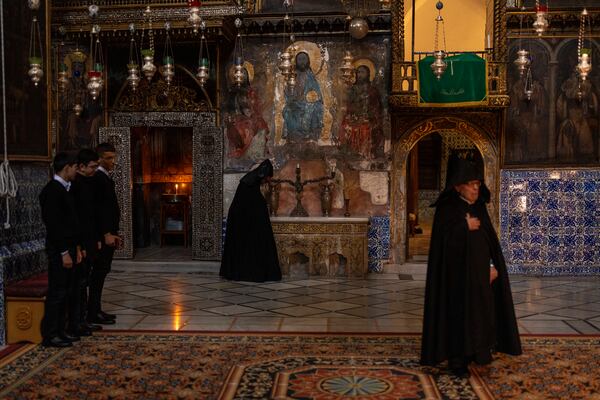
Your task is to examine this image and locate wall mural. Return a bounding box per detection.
[505,38,600,166]
[223,37,390,171]
[58,45,104,151]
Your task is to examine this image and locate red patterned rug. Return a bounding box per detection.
[0,332,598,399]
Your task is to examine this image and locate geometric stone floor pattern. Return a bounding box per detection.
[100,263,600,335]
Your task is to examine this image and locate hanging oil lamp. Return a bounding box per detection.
[577,9,592,81]
[524,67,533,100]
[232,18,245,87]
[514,49,531,76]
[140,6,156,81]
[532,0,549,37]
[340,50,354,84]
[160,23,175,86]
[196,21,210,87]
[57,63,69,92]
[28,15,44,86]
[126,24,141,91]
[430,1,447,80]
[188,0,202,33]
[87,25,104,100]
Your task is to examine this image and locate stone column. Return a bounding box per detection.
[547,60,559,159]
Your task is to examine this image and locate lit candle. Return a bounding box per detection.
[175,184,178,194]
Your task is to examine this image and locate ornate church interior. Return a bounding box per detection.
[1,0,599,398]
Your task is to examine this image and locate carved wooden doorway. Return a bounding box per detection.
[99,112,223,261]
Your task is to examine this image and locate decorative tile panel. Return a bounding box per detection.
[500,169,600,275]
[368,216,390,272]
[0,163,49,346]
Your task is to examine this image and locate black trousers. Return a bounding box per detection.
[88,244,115,317]
[42,247,79,339]
[77,243,97,323]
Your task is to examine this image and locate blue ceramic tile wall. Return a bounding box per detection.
[0,163,48,345]
[368,216,390,272]
[500,169,600,275]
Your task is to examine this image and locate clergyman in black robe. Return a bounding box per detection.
[220,159,282,282]
[420,154,522,377]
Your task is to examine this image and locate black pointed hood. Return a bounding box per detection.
[240,159,274,186]
[432,152,490,206]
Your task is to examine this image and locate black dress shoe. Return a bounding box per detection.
[80,322,102,332]
[88,314,116,325]
[60,333,81,343]
[99,311,116,320]
[70,328,92,337]
[42,337,73,348]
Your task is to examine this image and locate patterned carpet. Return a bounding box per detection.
[1,333,599,399]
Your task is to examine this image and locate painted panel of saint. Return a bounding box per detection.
[282,51,324,142]
[58,47,104,151]
[555,41,599,164]
[505,41,550,164]
[505,38,600,166]
[223,62,269,169]
[339,62,384,159]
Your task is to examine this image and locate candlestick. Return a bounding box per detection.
[175,184,178,195]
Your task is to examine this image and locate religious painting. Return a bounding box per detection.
[0,0,51,160]
[504,38,600,166]
[338,60,385,159]
[223,61,270,169]
[57,46,104,151]
[222,36,390,171]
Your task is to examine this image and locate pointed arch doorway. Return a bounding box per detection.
[390,117,500,265]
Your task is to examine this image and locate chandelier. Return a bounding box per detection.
[532,0,549,36]
[577,8,591,81]
[196,20,210,87]
[430,1,447,80]
[27,1,44,86]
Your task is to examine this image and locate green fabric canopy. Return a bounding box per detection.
[417,53,487,106]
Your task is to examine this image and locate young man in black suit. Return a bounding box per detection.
[39,152,83,347]
[71,148,102,334]
[88,142,121,325]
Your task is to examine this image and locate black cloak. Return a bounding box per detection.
[420,156,522,366]
[220,160,282,282]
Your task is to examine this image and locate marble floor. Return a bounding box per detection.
[97,263,600,335]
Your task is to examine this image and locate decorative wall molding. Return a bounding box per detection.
[390,116,500,264]
[102,112,223,260]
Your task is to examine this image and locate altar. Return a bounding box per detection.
[271,217,369,278]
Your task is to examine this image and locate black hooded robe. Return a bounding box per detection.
[220,160,282,282]
[420,190,522,367]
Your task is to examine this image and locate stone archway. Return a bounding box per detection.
[390,117,499,264]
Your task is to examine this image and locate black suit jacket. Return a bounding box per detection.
[71,174,99,249]
[39,180,80,252]
[93,170,120,237]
